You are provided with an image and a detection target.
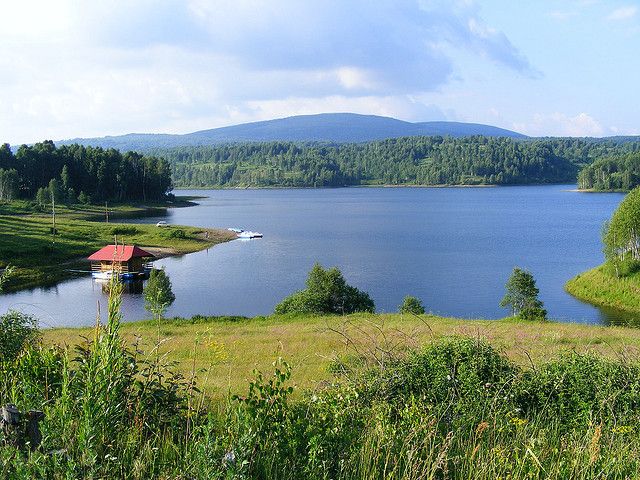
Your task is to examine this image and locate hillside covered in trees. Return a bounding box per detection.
[57,113,526,151]
[0,141,172,203]
[578,152,640,191]
[160,136,640,188]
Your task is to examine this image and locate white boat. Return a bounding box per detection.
[227,227,244,233]
[237,231,263,239]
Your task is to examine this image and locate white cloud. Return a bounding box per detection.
[0,0,535,143]
[607,6,638,21]
[514,112,606,137]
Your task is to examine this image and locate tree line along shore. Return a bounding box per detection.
[1,137,639,196]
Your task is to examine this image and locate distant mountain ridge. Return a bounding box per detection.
[56,113,527,152]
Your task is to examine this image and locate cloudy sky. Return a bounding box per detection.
[2,0,639,144]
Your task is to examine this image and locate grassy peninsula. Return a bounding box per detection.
[566,265,640,314]
[0,200,235,291]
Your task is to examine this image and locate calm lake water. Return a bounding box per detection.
[1,185,634,327]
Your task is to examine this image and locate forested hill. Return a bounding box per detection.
[163,136,640,188]
[57,113,526,152]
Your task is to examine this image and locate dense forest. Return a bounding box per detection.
[156,136,640,188]
[578,152,640,191]
[0,141,172,203]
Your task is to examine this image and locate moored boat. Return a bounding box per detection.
[237,230,263,239]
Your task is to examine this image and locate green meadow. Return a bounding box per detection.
[0,199,235,291]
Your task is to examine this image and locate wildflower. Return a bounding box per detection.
[223,450,236,468]
[612,425,633,434]
[509,416,527,427]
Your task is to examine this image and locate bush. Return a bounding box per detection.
[164,228,188,239]
[0,310,40,362]
[398,295,425,315]
[275,263,375,315]
[110,225,139,236]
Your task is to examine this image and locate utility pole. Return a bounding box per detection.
[51,190,56,242]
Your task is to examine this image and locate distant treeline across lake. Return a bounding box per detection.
[154,136,640,189]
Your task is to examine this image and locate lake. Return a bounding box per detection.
[0,185,633,327]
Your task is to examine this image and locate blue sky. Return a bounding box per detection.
[1,0,639,144]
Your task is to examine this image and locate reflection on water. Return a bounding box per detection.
[598,305,640,327]
[95,279,144,295]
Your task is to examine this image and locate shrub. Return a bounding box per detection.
[110,225,139,236]
[398,295,425,315]
[164,228,188,239]
[0,310,40,362]
[275,263,375,315]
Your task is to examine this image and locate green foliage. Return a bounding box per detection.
[500,267,547,320]
[164,227,188,239]
[0,310,40,362]
[144,268,176,320]
[0,168,18,201]
[275,263,375,315]
[35,187,48,206]
[77,190,90,204]
[398,295,425,315]
[603,187,640,275]
[110,225,140,236]
[159,137,640,188]
[9,312,640,479]
[0,264,14,291]
[578,152,640,191]
[0,278,194,479]
[1,140,172,203]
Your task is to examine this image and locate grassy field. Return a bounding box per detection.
[0,198,235,291]
[566,264,640,314]
[43,313,640,398]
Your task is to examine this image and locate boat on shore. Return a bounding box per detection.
[237,230,263,239]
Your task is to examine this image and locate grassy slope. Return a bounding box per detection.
[0,199,235,291]
[566,264,640,313]
[43,313,640,399]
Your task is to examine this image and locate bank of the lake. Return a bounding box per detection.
[44,312,640,397]
[566,265,640,314]
[0,199,236,291]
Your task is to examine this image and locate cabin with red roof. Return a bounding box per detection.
[88,245,155,277]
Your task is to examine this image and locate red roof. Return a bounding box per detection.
[88,245,155,262]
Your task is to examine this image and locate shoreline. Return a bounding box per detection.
[173,182,575,191]
[565,264,640,315]
[1,199,236,292]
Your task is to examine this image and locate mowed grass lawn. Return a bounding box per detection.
[44,313,640,399]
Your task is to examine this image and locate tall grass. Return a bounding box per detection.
[4,285,640,478]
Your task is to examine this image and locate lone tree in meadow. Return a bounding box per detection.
[275,263,375,315]
[500,267,547,321]
[398,295,425,315]
[144,268,176,321]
